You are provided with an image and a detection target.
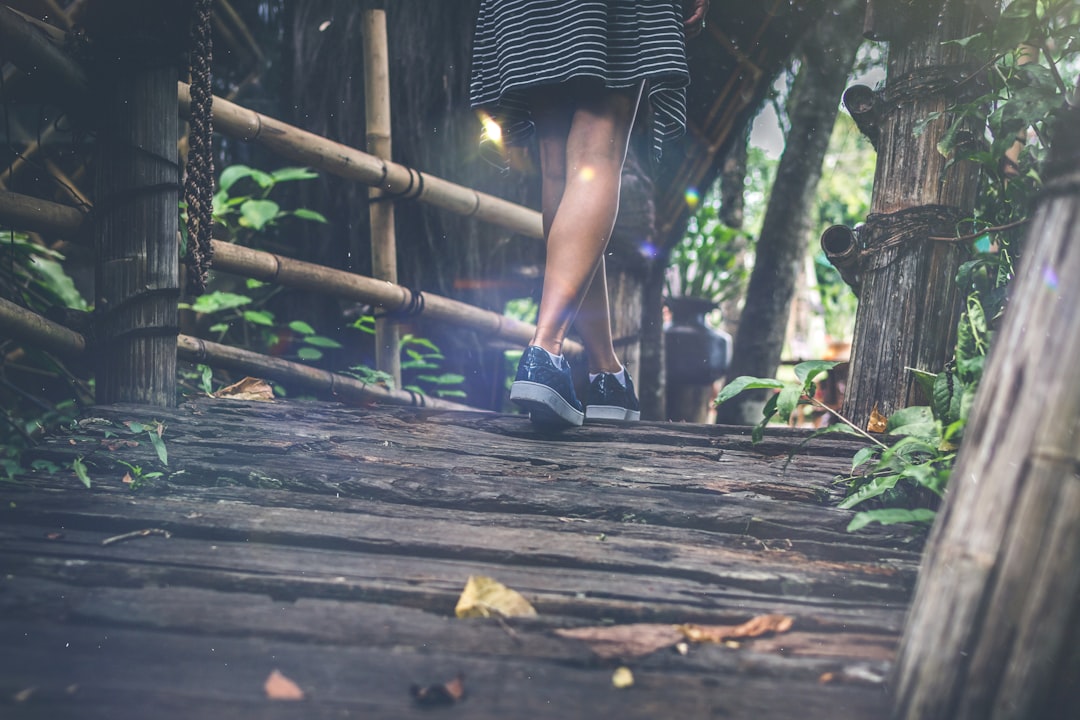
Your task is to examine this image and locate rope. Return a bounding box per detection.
[857,204,968,274]
[183,0,215,294]
[374,286,426,319]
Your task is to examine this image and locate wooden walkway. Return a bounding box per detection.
[1,399,924,719]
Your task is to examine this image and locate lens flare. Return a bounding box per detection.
[684,188,700,208]
[579,166,596,182]
[478,113,503,144]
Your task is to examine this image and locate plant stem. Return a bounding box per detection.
[810,397,889,449]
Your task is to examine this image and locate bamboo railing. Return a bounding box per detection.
[0,5,576,412]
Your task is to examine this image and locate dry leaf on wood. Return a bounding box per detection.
[554,624,683,659]
[867,404,888,433]
[214,376,275,402]
[678,613,794,644]
[611,666,635,688]
[454,575,537,619]
[411,674,466,706]
[264,669,304,701]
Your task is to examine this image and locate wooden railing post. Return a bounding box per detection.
[362,4,401,387]
[841,0,996,429]
[892,98,1080,720]
[85,1,189,407]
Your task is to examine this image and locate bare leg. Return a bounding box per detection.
[528,81,641,372]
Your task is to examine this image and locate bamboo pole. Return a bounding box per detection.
[362,7,401,385]
[892,100,1080,720]
[177,84,543,240]
[0,5,88,102]
[0,296,474,411]
[0,191,583,356]
[0,296,85,357]
[176,335,474,411]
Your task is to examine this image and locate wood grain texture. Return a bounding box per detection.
[2,399,922,719]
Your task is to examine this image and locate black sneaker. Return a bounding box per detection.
[585,370,641,421]
[509,346,584,429]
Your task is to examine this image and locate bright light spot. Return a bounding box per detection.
[684,188,700,208]
[579,166,596,182]
[1043,264,1059,290]
[318,20,332,32]
[639,241,658,259]
[479,113,502,144]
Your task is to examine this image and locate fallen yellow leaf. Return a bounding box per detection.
[454,575,537,619]
[611,666,634,689]
[678,613,794,644]
[214,376,275,402]
[264,669,304,701]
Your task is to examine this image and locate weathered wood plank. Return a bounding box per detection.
[0,621,891,720]
[2,399,921,719]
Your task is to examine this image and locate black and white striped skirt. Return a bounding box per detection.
[469,0,690,162]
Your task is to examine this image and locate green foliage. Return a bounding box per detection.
[344,329,466,399]
[212,165,327,238]
[666,197,751,305]
[716,361,850,443]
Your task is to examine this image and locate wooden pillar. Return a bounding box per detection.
[841,0,995,429]
[362,4,401,386]
[86,1,190,407]
[892,99,1080,720]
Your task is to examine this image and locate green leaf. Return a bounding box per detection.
[715,376,786,404]
[775,384,803,424]
[289,320,315,335]
[189,291,251,314]
[29,256,89,310]
[147,429,168,467]
[847,508,936,532]
[73,457,91,488]
[852,446,879,473]
[886,406,939,442]
[297,347,323,361]
[292,208,328,223]
[303,335,342,348]
[242,310,275,326]
[838,473,901,509]
[239,199,281,230]
[793,360,841,389]
[271,167,319,183]
[218,164,256,193]
[417,373,465,386]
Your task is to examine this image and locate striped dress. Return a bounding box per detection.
[469,0,690,163]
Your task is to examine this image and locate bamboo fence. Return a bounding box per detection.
[0,295,473,411]
[0,6,574,412]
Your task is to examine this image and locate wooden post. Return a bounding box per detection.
[892,100,1080,720]
[85,1,189,406]
[362,4,401,387]
[841,0,995,429]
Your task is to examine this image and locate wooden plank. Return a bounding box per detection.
[0,621,891,720]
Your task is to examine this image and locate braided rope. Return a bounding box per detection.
[183,0,215,294]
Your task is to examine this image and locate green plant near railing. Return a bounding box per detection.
[211,165,328,239]
[665,195,751,306]
[716,255,997,532]
[343,315,466,399]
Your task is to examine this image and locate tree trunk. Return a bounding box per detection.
[892,100,1080,720]
[714,0,862,426]
[841,0,996,429]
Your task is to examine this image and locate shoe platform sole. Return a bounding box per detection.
[510,380,584,428]
[585,405,641,422]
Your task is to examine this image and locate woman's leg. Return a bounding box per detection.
[528,81,641,370]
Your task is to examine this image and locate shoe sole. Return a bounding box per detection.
[510,380,584,428]
[585,405,641,422]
